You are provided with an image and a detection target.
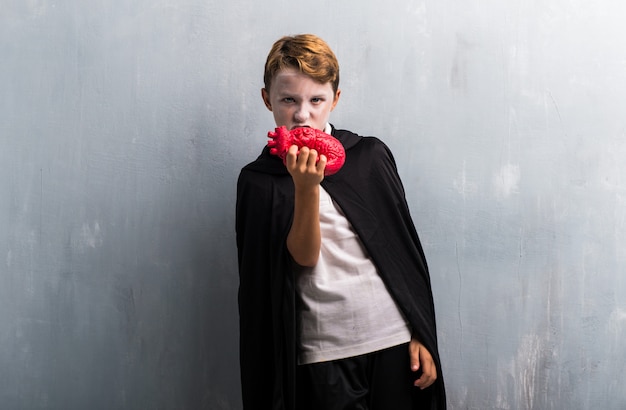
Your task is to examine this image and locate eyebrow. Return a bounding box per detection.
[276,93,328,99]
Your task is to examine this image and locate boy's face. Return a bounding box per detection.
[262,67,340,132]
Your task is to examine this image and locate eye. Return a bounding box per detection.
[311,97,323,104]
[282,97,295,103]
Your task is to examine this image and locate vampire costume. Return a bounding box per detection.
[236,126,446,410]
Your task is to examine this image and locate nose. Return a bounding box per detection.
[294,104,310,123]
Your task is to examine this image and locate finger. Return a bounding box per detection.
[415,364,436,389]
[297,146,311,167]
[409,340,421,372]
[285,145,299,169]
[306,148,318,168]
[415,376,434,389]
[317,154,328,171]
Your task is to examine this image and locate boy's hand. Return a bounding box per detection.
[409,338,437,389]
[285,144,327,187]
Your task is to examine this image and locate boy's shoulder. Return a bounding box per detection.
[332,126,387,150]
[333,126,390,154]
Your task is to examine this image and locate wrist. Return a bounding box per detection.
[293,183,319,198]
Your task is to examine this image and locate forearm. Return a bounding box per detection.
[287,185,321,267]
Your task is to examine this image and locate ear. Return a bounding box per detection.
[261,88,272,111]
[330,89,341,111]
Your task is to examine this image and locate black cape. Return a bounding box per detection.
[236,126,446,410]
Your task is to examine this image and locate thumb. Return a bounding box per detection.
[409,340,421,372]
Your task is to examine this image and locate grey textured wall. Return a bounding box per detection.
[2,1,625,409]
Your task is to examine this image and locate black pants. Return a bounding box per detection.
[296,343,421,410]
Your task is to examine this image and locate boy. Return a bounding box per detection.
[236,34,446,409]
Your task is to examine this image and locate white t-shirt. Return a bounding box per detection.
[296,186,411,365]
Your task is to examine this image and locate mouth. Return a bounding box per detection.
[290,125,310,130]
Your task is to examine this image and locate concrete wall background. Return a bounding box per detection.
[2,0,625,409]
